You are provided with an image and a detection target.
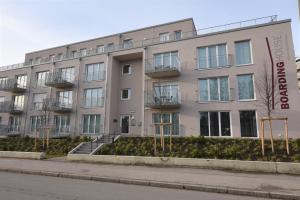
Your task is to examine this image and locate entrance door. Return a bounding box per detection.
[120,115,130,134]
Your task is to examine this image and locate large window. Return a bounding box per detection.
[0,77,8,86]
[57,91,72,107]
[153,82,179,103]
[199,111,231,136]
[240,110,257,137]
[199,77,229,102]
[123,39,133,49]
[85,63,105,81]
[237,74,254,100]
[80,48,87,56]
[13,95,24,110]
[235,40,252,65]
[153,112,179,135]
[84,88,103,107]
[97,45,105,53]
[154,51,179,69]
[54,115,70,133]
[60,67,74,82]
[16,74,27,88]
[33,93,47,110]
[36,71,49,86]
[30,116,45,132]
[82,114,101,134]
[159,33,169,42]
[9,116,21,132]
[198,44,228,69]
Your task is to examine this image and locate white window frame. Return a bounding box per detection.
[197,44,228,69]
[121,89,131,100]
[36,71,49,87]
[84,87,103,108]
[85,63,105,81]
[234,40,253,66]
[159,33,170,42]
[32,93,47,110]
[237,74,256,101]
[82,114,101,134]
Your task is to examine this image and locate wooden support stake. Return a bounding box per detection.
[284,119,290,155]
[35,131,38,152]
[169,126,172,153]
[261,120,265,156]
[46,128,49,148]
[268,119,275,153]
[153,126,157,156]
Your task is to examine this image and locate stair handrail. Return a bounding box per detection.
[68,142,86,154]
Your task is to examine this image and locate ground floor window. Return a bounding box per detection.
[54,115,70,133]
[152,112,179,135]
[30,116,45,132]
[82,114,101,134]
[240,110,257,137]
[199,111,231,136]
[9,116,21,132]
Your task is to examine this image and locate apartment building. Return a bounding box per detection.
[0,15,299,139]
[297,58,300,90]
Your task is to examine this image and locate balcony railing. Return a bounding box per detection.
[0,78,27,93]
[45,71,75,88]
[83,71,106,82]
[48,100,72,113]
[1,15,277,71]
[0,101,24,114]
[145,55,181,78]
[82,97,105,108]
[197,54,233,69]
[145,88,181,109]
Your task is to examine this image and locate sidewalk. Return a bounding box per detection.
[0,158,299,199]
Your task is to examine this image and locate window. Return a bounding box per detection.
[159,33,169,42]
[49,54,55,62]
[121,89,131,100]
[16,74,27,88]
[240,110,257,137]
[9,116,21,132]
[36,71,49,86]
[56,53,63,60]
[30,116,45,132]
[107,43,114,52]
[85,63,105,81]
[199,77,229,102]
[153,51,179,69]
[174,30,182,40]
[97,45,105,53]
[153,82,179,104]
[121,115,130,134]
[33,93,47,110]
[82,114,101,134]
[71,51,77,58]
[235,40,252,65]
[0,96,4,103]
[237,74,254,100]
[123,39,133,49]
[199,111,231,136]
[57,91,72,107]
[80,48,87,56]
[35,57,41,64]
[122,64,132,75]
[0,77,7,87]
[13,95,24,110]
[60,67,75,82]
[28,59,33,65]
[198,44,228,69]
[54,115,70,133]
[84,88,103,107]
[153,112,179,135]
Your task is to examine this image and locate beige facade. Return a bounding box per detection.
[0,16,299,138]
[297,58,300,90]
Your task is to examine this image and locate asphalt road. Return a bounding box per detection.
[0,172,275,200]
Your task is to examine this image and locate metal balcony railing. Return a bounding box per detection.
[0,101,24,114]
[0,15,277,71]
[82,97,105,108]
[196,54,233,69]
[145,55,181,78]
[45,71,75,88]
[145,88,181,109]
[0,78,27,92]
[48,99,72,113]
[83,71,106,82]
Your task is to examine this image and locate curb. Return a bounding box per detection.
[0,168,299,200]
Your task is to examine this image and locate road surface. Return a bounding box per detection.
[0,172,275,200]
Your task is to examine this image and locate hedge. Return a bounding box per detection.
[97,137,300,162]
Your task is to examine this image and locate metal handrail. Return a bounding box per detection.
[0,15,277,71]
[145,55,181,72]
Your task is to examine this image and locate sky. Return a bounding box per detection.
[0,0,299,66]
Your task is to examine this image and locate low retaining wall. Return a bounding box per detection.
[67,154,300,174]
[0,151,45,160]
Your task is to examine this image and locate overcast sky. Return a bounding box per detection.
[0,0,299,66]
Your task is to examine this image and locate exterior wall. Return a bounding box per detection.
[0,18,299,138]
[297,59,300,90]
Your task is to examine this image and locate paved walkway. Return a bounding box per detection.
[0,158,299,199]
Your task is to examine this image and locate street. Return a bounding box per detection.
[0,172,274,200]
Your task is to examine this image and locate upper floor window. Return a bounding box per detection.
[198,44,228,69]
[198,77,229,102]
[16,74,27,88]
[13,95,25,110]
[60,67,75,82]
[122,64,132,75]
[28,59,33,65]
[56,53,63,60]
[0,77,8,86]
[80,48,87,56]
[84,88,103,107]
[71,50,77,58]
[0,96,4,103]
[57,91,72,106]
[97,45,105,53]
[36,71,49,87]
[159,33,169,42]
[123,39,133,49]
[35,57,41,64]
[33,93,47,110]
[49,54,55,61]
[121,89,131,100]
[174,30,182,40]
[153,51,179,69]
[153,82,179,103]
[237,74,254,100]
[107,43,114,52]
[235,40,252,65]
[85,63,105,81]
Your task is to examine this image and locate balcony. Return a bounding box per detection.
[45,71,74,88]
[0,101,24,114]
[49,100,72,113]
[0,78,27,93]
[145,88,181,109]
[145,56,181,78]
